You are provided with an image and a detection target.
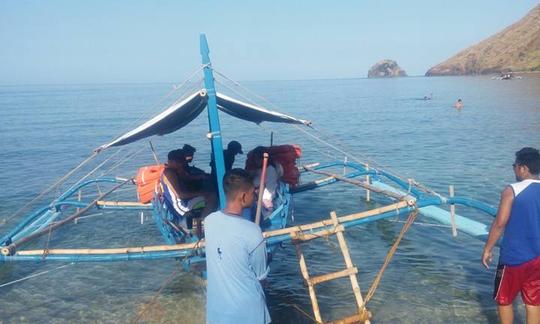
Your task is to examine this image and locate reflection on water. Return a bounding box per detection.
[0,76,539,323]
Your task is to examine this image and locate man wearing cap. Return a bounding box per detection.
[210,140,244,177]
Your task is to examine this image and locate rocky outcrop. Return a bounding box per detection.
[367,59,407,78]
[426,4,540,76]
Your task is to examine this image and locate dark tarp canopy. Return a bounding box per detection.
[97,89,310,151]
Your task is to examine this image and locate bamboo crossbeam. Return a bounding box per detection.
[16,241,203,256]
[290,225,344,242]
[12,201,409,257]
[264,200,409,238]
[310,267,358,286]
[304,167,413,202]
[1,179,132,256]
[97,200,149,207]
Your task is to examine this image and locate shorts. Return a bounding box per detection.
[494,255,540,306]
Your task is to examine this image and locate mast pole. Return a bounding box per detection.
[200,34,226,209]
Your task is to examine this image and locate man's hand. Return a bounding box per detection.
[482,248,493,269]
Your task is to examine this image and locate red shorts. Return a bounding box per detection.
[494,255,540,305]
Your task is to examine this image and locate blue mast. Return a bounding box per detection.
[200,34,226,209]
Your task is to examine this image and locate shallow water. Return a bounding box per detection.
[0,75,539,323]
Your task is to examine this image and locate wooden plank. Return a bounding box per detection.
[294,244,322,323]
[290,225,344,242]
[310,267,358,286]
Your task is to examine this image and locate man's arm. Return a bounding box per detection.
[482,186,514,268]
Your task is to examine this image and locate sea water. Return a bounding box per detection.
[0,76,539,323]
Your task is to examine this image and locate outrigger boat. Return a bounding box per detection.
[0,35,499,322]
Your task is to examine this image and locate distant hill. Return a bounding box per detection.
[426,4,540,76]
[368,59,407,78]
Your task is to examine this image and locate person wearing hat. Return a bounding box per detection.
[210,140,244,178]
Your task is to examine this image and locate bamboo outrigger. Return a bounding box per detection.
[0,35,499,323]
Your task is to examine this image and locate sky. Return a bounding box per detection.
[1,1,538,84]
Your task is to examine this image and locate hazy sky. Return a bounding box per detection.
[1,1,538,84]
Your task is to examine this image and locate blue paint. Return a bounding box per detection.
[200,34,226,209]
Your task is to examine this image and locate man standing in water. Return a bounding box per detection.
[482,147,540,324]
[205,169,270,324]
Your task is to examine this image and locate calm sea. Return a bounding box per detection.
[0,76,539,323]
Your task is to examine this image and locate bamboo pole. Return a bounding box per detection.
[255,153,269,225]
[264,200,409,238]
[75,190,82,224]
[290,225,344,242]
[1,179,132,256]
[96,200,149,207]
[16,241,203,255]
[449,185,457,237]
[294,243,322,323]
[304,167,413,202]
[365,164,370,202]
[330,211,367,319]
[12,201,409,257]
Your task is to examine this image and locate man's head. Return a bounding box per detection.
[223,168,254,208]
[167,149,185,170]
[513,147,540,180]
[227,141,243,155]
[182,144,196,163]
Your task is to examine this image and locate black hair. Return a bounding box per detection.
[182,144,196,155]
[515,147,540,175]
[167,149,185,161]
[251,146,275,167]
[223,168,254,200]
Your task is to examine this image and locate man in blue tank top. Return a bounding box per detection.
[482,147,540,324]
[205,169,271,324]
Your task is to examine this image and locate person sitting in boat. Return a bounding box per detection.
[179,144,215,193]
[161,149,217,226]
[182,144,207,176]
[250,147,283,220]
[210,140,244,176]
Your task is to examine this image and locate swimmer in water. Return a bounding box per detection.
[454,98,463,109]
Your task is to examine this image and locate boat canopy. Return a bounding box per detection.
[97,89,310,151]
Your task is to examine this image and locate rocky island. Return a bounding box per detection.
[426,4,540,76]
[367,59,407,78]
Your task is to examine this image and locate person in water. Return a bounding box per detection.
[205,168,271,324]
[482,147,540,324]
[454,98,463,109]
[162,149,217,220]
